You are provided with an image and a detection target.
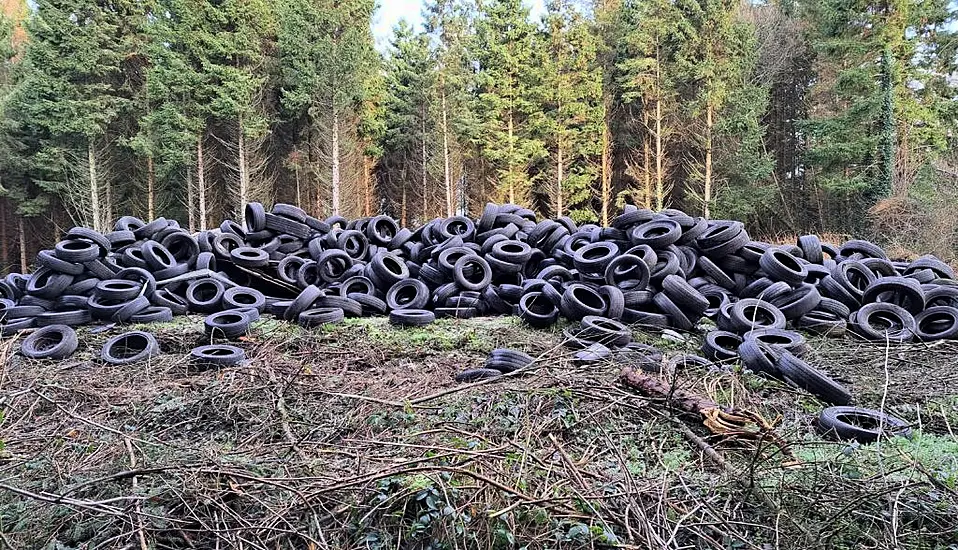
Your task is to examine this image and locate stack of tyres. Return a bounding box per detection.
[1,202,955,373]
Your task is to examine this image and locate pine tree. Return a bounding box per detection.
[471,0,547,207]
[540,0,604,222]
[617,0,680,210]
[16,0,140,231]
[278,0,378,217]
[424,0,474,216]
[380,20,437,226]
[799,0,955,232]
[672,0,770,218]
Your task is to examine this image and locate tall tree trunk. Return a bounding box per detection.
[363,156,372,217]
[238,116,249,220]
[655,97,664,211]
[88,140,102,232]
[556,137,564,217]
[331,110,341,216]
[601,108,611,226]
[0,201,7,272]
[643,108,651,209]
[186,165,195,233]
[18,216,27,274]
[401,182,407,228]
[654,45,665,211]
[422,104,428,222]
[197,133,207,231]
[507,111,515,204]
[441,82,453,217]
[147,155,156,220]
[295,166,302,209]
[704,100,713,219]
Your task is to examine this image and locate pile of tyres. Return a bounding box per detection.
[1,202,956,383]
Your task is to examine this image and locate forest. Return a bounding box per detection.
[0,0,955,274]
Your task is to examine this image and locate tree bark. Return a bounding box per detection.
[507,111,515,204]
[331,110,341,216]
[643,108,651,209]
[401,181,407,228]
[363,155,372,217]
[704,100,713,219]
[653,43,667,211]
[556,137,564,217]
[88,140,102,232]
[0,200,7,272]
[146,155,156,220]
[601,108,611,226]
[294,166,302,210]
[655,97,664,211]
[422,102,428,222]
[197,133,207,231]
[440,78,453,217]
[18,216,27,274]
[186,165,195,233]
[238,116,249,220]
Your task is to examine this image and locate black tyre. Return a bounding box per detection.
[737,338,779,376]
[191,344,246,368]
[652,292,693,330]
[21,324,78,360]
[702,330,743,362]
[54,238,101,263]
[454,255,492,292]
[26,267,74,299]
[111,295,151,323]
[560,284,607,321]
[38,250,85,275]
[797,234,823,264]
[629,219,682,248]
[185,279,226,313]
[349,292,388,315]
[298,307,345,327]
[578,316,631,348]
[759,248,808,285]
[150,288,189,315]
[861,276,925,315]
[386,279,430,310]
[776,351,851,405]
[130,306,174,324]
[817,406,911,443]
[35,308,92,327]
[101,331,160,365]
[285,285,324,321]
[455,368,503,382]
[485,348,534,373]
[204,310,252,339]
[389,309,436,327]
[95,279,143,301]
[231,246,270,268]
[245,202,267,231]
[728,298,786,333]
[140,241,176,271]
[769,283,822,320]
[222,286,266,312]
[852,302,916,342]
[744,328,808,357]
[604,254,650,291]
[913,306,958,341]
[661,274,709,317]
[518,291,559,327]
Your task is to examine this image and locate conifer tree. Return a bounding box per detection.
[540,0,604,222]
[471,0,546,207]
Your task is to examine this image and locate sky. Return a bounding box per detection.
[374,0,547,49]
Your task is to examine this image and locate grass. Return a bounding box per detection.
[1,315,957,549]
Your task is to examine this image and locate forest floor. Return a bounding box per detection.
[1,315,958,549]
